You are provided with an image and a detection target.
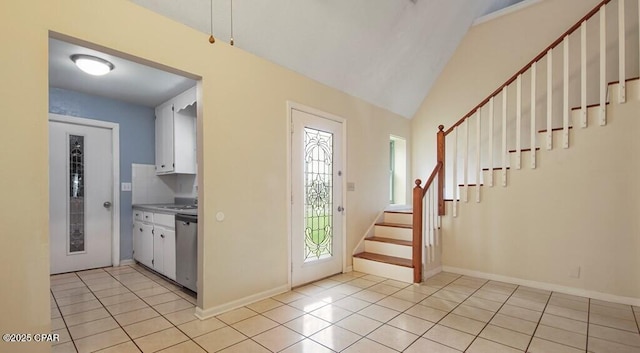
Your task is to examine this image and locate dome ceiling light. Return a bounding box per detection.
[70,54,114,76]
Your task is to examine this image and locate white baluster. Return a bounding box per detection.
[435,178,440,247]
[516,74,522,170]
[431,185,436,263]
[502,86,508,187]
[563,36,570,149]
[619,0,626,103]
[488,97,494,187]
[463,119,469,203]
[424,188,429,247]
[424,188,430,264]
[475,109,481,203]
[429,187,435,255]
[531,62,537,169]
[452,127,458,217]
[581,21,588,128]
[600,6,607,126]
[547,49,553,150]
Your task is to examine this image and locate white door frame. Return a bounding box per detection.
[286,101,347,288]
[49,113,121,267]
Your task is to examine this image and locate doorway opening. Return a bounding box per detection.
[48,32,200,276]
[389,135,407,205]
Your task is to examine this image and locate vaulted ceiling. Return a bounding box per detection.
[130,0,524,118]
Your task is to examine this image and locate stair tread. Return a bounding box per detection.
[375,222,412,229]
[482,167,511,171]
[353,252,413,268]
[508,147,540,153]
[607,76,639,86]
[384,210,413,214]
[367,237,412,246]
[538,126,573,133]
[570,102,609,111]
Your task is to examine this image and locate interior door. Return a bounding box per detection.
[49,120,113,274]
[291,108,344,287]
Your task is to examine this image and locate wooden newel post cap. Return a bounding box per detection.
[415,179,422,187]
[438,125,444,132]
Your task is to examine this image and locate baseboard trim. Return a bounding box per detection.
[423,265,443,280]
[345,266,353,273]
[443,266,640,306]
[195,284,290,320]
[119,259,135,266]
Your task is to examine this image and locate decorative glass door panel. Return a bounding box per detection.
[69,135,86,254]
[303,128,334,262]
[291,107,344,287]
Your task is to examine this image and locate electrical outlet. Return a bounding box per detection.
[569,266,581,279]
[121,182,132,192]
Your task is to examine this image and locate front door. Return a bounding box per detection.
[291,107,344,287]
[49,119,114,274]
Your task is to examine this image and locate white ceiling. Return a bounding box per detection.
[49,1,525,115]
[49,38,196,107]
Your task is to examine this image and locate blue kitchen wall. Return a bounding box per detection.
[49,87,155,261]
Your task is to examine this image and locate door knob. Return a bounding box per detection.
[103,201,112,208]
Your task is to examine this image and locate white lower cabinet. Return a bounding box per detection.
[153,226,176,280]
[133,210,176,281]
[133,221,153,269]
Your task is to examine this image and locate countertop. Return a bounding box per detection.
[133,204,198,216]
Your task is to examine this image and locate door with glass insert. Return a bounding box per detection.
[291,108,344,287]
[49,120,113,274]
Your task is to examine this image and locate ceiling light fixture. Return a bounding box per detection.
[70,54,114,76]
[230,0,234,46]
[209,0,216,43]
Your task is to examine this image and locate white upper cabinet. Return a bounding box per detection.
[155,86,196,175]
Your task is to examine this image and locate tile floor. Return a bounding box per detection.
[50,265,640,352]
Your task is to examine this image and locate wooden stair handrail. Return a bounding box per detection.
[443,0,611,137]
[412,161,443,283]
[413,1,612,284]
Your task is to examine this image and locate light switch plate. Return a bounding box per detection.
[121,182,132,192]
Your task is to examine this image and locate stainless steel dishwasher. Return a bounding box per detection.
[175,214,197,293]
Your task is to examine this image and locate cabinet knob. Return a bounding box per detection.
[139,228,143,232]
[161,164,166,168]
[160,233,165,239]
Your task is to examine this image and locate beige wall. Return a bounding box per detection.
[411,0,601,178]
[0,1,409,350]
[442,94,640,301]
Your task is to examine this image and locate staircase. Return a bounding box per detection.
[351,0,640,285]
[353,210,415,283]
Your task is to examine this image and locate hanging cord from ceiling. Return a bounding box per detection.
[209,0,215,43]
[230,0,234,46]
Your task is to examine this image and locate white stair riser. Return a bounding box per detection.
[364,240,412,259]
[374,225,412,241]
[609,79,640,103]
[353,257,413,283]
[383,212,412,225]
[508,145,537,170]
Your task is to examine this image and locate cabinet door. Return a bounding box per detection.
[173,112,196,174]
[133,221,154,268]
[155,103,174,174]
[162,228,176,280]
[153,226,165,274]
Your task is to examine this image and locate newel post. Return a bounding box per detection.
[412,179,423,283]
[437,125,446,215]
